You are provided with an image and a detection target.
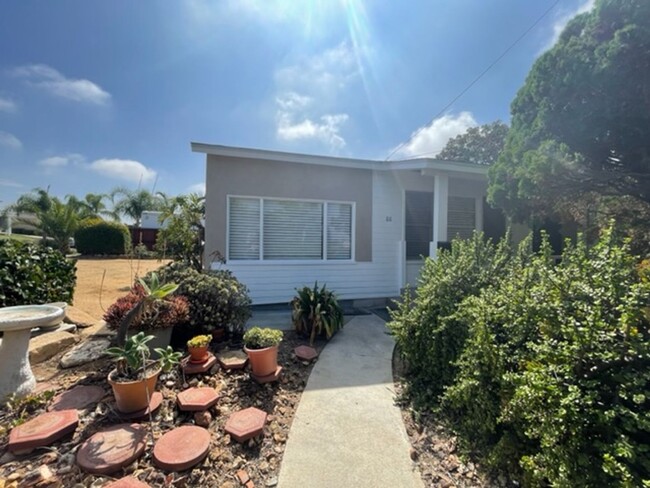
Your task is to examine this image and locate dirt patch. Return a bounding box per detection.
[73,258,170,321]
[393,350,501,488]
[1,332,321,487]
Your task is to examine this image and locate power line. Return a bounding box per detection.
[386,0,562,161]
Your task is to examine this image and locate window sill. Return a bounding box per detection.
[225,260,357,266]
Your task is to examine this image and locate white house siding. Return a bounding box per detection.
[217,170,404,304]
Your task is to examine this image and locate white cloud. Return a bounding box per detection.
[88,159,156,184]
[0,178,23,188]
[545,0,595,51]
[187,183,206,196]
[274,42,357,151]
[12,64,111,105]
[277,112,349,149]
[392,112,478,159]
[0,97,17,113]
[38,153,84,168]
[0,131,22,150]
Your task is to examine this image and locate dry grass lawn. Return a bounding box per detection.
[73,258,170,320]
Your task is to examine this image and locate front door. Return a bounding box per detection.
[404,190,433,286]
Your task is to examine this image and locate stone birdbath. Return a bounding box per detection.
[0,304,65,400]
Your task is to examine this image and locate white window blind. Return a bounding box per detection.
[228,196,353,261]
[263,200,323,260]
[228,198,261,260]
[448,196,476,240]
[326,202,352,260]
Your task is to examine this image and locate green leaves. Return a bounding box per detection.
[243,327,283,349]
[148,262,252,336]
[0,240,76,307]
[74,218,131,255]
[291,282,344,346]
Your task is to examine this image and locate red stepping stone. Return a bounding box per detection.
[224,407,267,443]
[176,387,219,412]
[251,366,283,384]
[153,425,210,471]
[49,385,105,411]
[117,391,163,421]
[77,423,147,475]
[181,353,217,375]
[295,345,318,361]
[8,409,78,453]
[216,350,248,370]
[104,477,151,488]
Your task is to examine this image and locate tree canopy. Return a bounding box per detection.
[488,0,650,226]
[437,121,508,165]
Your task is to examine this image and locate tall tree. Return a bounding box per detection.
[437,121,509,165]
[111,187,163,227]
[489,0,650,227]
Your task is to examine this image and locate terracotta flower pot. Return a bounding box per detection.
[108,366,161,413]
[188,345,209,363]
[244,345,279,377]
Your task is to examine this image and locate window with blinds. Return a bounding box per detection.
[448,196,476,240]
[228,197,353,261]
[228,197,260,260]
[326,202,352,260]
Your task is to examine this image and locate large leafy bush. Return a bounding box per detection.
[395,228,650,486]
[0,240,76,307]
[388,232,514,406]
[149,262,251,335]
[74,218,131,255]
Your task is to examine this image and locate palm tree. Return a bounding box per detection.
[9,187,79,253]
[156,192,206,270]
[66,192,116,220]
[110,187,163,227]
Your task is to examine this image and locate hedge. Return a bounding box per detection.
[0,239,76,307]
[74,218,131,255]
[389,228,650,486]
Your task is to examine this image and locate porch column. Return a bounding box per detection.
[475,196,484,232]
[430,174,448,259]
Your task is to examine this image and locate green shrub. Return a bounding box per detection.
[149,262,252,335]
[443,228,650,486]
[291,282,344,345]
[388,231,514,406]
[243,327,283,349]
[74,218,131,255]
[0,240,76,307]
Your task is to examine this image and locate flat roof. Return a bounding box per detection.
[191,142,489,177]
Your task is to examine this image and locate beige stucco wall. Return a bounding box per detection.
[204,155,373,264]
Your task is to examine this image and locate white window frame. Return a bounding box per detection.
[226,195,356,265]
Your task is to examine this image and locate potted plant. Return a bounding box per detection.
[187,334,211,363]
[104,274,190,354]
[291,282,344,345]
[107,331,182,413]
[243,327,283,377]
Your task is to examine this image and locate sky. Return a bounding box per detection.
[0,0,594,207]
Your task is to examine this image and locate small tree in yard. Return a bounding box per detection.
[155,193,205,271]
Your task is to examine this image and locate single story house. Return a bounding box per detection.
[192,143,508,305]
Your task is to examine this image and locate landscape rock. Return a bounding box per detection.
[194,411,212,427]
[59,338,111,368]
[29,332,80,364]
[63,306,97,328]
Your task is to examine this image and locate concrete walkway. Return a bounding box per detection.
[278,314,423,488]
